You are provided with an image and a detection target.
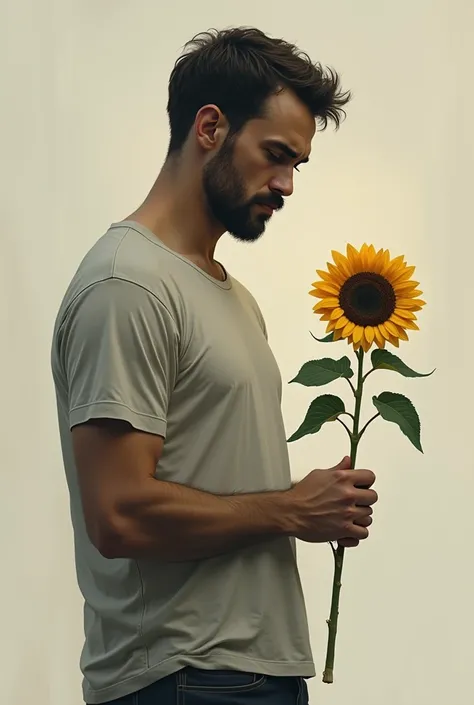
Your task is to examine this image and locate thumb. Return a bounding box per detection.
[330,456,352,471]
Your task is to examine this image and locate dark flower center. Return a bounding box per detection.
[339,272,396,326]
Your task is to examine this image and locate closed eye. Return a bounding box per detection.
[266,150,301,172]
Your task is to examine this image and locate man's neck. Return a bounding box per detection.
[125,159,226,280]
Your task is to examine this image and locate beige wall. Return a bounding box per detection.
[1,1,473,703]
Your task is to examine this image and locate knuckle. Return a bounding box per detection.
[333,468,348,483]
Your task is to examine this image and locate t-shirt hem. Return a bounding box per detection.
[69,401,167,437]
[83,652,316,703]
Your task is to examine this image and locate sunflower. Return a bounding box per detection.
[310,244,426,352]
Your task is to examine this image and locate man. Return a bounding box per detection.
[51,27,377,705]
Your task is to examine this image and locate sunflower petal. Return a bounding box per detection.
[391,265,416,284]
[394,280,420,293]
[399,319,419,331]
[361,335,373,352]
[366,245,377,269]
[346,243,361,271]
[391,313,411,327]
[359,243,370,270]
[335,315,349,329]
[383,254,405,279]
[387,334,400,348]
[327,262,346,284]
[342,320,356,337]
[316,269,333,283]
[394,308,417,320]
[330,307,345,320]
[311,287,340,299]
[364,326,375,345]
[331,250,352,278]
[384,320,400,337]
[352,325,364,344]
[371,248,386,274]
[374,326,386,348]
[310,282,340,296]
[314,298,339,312]
[396,297,426,310]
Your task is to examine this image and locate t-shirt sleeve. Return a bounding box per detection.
[58,278,179,437]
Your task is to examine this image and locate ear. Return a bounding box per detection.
[194,105,229,153]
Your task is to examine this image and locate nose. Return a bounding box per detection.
[269,172,294,198]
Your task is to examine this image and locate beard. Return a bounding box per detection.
[202,135,283,242]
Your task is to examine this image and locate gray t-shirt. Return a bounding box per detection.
[51,221,314,704]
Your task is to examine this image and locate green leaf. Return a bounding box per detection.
[372,391,423,452]
[287,394,346,443]
[310,331,337,343]
[371,349,435,378]
[290,357,354,387]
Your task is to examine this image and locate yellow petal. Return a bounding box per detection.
[335,315,350,329]
[333,328,344,340]
[310,282,340,296]
[329,307,344,320]
[364,326,375,345]
[346,244,361,271]
[327,262,346,285]
[319,313,332,321]
[384,320,400,337]
[314,298,339,312]
[366,245,377,269]
[359,243,370,270]
[390,313,411,327]
[399,319,419,331]
[361,335,373,352]
[387,334,400,348]
[342,320,356,337]
[391,265,416,284]
[394,308,417,320]
[396,298,426,310]
[316,269,333,283]
[374,326,386,348]
[352,325,364,344]
[394,279,420,293]
[402,288,423,298]
[331,250,352,278]
[310,288,339,299]
[371,248,387,274]
[383,254,405,279]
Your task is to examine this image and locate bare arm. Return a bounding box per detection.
[72,419,295,561]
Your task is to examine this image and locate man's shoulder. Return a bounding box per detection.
[56,221,182,318]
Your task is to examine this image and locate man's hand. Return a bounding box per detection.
[288,457,377,547]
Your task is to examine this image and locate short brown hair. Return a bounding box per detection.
[167,27,351,154]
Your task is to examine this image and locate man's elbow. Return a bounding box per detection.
[88,512,133,559]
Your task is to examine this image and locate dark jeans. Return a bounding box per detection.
[104,668,309,704]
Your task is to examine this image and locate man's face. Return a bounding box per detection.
[202,89,315,242]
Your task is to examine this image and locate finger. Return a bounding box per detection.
[353,488,378,506]
[329,456,352,472]
[351,469,376,488]
[345,524,369,541]
[339,538,360,548]
[353,514,372,528]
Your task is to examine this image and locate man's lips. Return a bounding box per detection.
[256,203,277,215]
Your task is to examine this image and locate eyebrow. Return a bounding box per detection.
[265,139,310,164]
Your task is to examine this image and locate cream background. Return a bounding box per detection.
[1,1,473,703]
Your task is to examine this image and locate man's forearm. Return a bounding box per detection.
[102,478,298,561]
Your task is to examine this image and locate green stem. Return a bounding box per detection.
[322,347,365,684]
